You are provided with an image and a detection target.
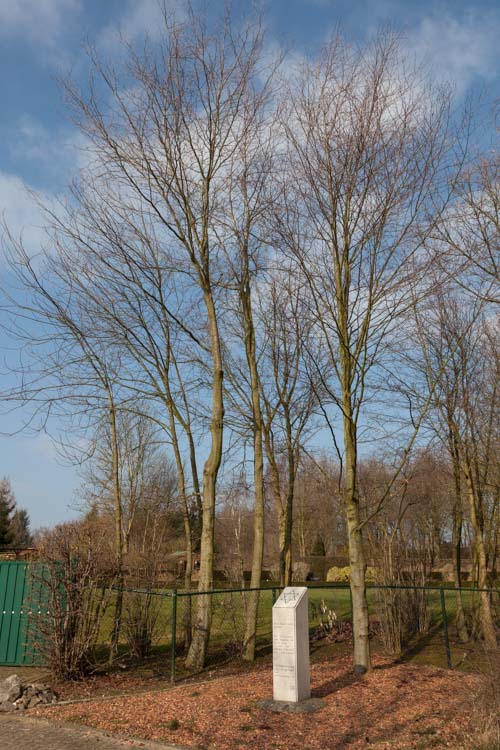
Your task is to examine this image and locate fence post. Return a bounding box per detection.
[170,588,177,683]
[440,587,452,669]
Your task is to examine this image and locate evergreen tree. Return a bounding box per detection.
[311,535,326,557]
[0,478,16,547]
[11,508,33,547]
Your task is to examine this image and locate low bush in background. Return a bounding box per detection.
[326,566,378,583]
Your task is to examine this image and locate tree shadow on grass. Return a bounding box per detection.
[398,623,446,664]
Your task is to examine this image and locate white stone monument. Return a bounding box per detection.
[272,586,310,703]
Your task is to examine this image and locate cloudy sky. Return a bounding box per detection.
[0,0,499,530]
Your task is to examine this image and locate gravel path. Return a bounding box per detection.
[0,713,183,750]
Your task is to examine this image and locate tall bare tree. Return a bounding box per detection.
[56,8,271,670]
[276,31,461,673]
[2,238,127,658]
[415,295,498,649]
[256,269,318,586]
[218,79,282,658]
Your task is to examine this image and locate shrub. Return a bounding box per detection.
[123,589,162,659]
[29,519,116,680]
[374,585,430,655]
[326,565,378,583]
[122,556,162,659]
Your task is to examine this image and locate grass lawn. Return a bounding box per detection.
[97,584,496,679]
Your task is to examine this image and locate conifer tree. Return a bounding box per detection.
[0,478,16,547]
[11,508,33,547]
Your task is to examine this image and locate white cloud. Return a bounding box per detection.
[0,172,49,263]
[98,0,185,53]
[408,10,500,94]
[0,0,81,48]
[8,115,90,179]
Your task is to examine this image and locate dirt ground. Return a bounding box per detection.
[32,654,483,750]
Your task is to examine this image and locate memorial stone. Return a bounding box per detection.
[272,586,310,702]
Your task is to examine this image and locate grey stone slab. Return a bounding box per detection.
[257,697,326,713]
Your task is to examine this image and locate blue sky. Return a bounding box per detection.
[0,0,499,530]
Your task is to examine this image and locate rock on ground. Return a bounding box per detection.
[0,675,22,704]
[0,674,58,712]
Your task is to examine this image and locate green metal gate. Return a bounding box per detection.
[0,561,45,666]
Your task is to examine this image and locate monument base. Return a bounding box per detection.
[256,697,326,714]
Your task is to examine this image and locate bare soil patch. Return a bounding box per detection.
[33,655,482,749]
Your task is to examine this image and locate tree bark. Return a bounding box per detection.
[167,397,193,649]
[279,412,295,587]
[450,432,469,643]
[109,398,124,661]
[241,278,265,662]
[185,291,224,671]
[344,412,371,674]
[462,455,497,650]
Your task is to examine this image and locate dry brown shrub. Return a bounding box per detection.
[29,518,117,679]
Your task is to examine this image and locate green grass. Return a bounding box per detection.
[96,584,497,677]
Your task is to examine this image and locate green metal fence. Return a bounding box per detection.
[3,568,497,673]
[0,561,50,666]
[111,582,499,683]
[0,562,29,665]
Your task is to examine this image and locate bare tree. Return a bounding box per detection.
[53,8,271,671]
[276,31,462,673]
[42,187,205,648]
[218,81,281,658]
[81,410,177,556]
[3,8,495,682]
[2,237,129,658]
[364,452,446,654]
[257,269,319,586]
[414,291,498,649]
[430,150,499,304]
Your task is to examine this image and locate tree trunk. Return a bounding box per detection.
[279,415,295,587]
[182,523,193,650]
[241,281,265,662]
[263,425,284,584]
[185,292,224,671]
[278,502,293,586]
[187,430,203,552]
[109,400,124,662]
[344,408,371,674]
[337,257,371,674]
[451,503,469,643]
[462,456,497,650]
[450,434,469,643]
[167,399,193,650]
